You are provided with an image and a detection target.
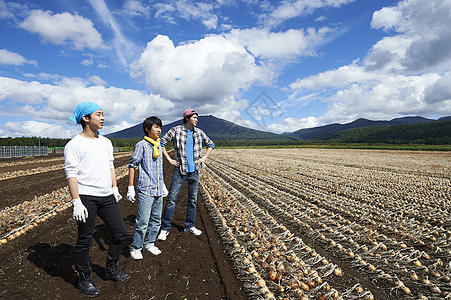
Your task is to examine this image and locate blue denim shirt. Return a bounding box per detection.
[128,139,164,196]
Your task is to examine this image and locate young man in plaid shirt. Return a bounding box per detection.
[158,109,215,240]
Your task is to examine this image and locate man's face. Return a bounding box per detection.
[147,124,162,139]
[84,109,104,130]
[188,114,198,127]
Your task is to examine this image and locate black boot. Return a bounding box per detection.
[77,270,100,297]
[105,260,130,282]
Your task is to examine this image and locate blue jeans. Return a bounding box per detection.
[161,168,199,230]
[130,191,163,250]
[75,194,127,273]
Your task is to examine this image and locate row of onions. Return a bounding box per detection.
[0,153,131,181]
[0,165,129,245]
[203,149,450,299]
[0,156,65,168]
[0,163,66,181]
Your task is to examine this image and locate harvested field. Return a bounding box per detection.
[0,148,450,300]
[200,148,451,299]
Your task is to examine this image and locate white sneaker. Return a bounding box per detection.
[144,244,161,255]
[157,230,169,241]
[184,226,202,236]
[130,249,143,260]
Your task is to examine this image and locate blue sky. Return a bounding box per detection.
[1,0,450,138]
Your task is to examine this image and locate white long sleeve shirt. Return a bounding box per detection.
[64,134,114,197]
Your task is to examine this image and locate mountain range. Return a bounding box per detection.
[289,116,451,140]
[106,115,451,143]
[106,115,299,141]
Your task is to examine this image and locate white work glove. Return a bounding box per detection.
[162,184,168,197]
[127,186,136,203]
[112,186,122,202]
[72,198,88,223]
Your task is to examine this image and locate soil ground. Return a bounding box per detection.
[0,153,247,300]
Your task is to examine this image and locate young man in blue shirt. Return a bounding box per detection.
[157,109,214,240]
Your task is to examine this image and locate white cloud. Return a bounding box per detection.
[33,72,62,81]
[177,1,218,29]
[289,64,446,125]
[19,10,106,50]
[0,77,51,104]
[424,72,451,104]
[81,58,94,66]
[261,0,355,27]
[106,120,135,135]
[122,0,151,18]
[227,27,332,59]
[2,120,78,138]
[154,0,219,29]
[289,64,377,91]
[88,75,107,86]
[154,3,176,23]
[267,116,319,133]
[0,0,27,21]
[370,6,405,32]
[130,34,270,114]
[0,0,14,20]
[369,0,451,74]
[364,36,411,72]
[325,73,441,122]
[0,76,175,137]
[202,14,218,30]
[0,49,37,66]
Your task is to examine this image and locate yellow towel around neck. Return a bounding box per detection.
[144,136,161,158]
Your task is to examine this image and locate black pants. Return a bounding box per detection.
[74,194,127,273]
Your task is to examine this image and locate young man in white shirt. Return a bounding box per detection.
[64,102,129,297]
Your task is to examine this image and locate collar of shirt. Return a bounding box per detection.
[182,123,196,132]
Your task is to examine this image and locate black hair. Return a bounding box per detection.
[183,113,198,124]
[143,116,162,135]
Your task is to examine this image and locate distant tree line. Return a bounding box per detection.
[0,137,70,147]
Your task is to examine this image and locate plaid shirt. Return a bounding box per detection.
[128,139,164,196]
[161,124,215,175]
